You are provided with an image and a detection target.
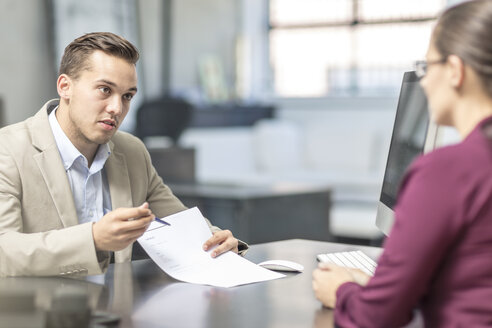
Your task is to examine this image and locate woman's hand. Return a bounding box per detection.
[312,262,361,308]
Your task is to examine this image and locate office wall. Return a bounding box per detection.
[0,0,57,125]
[237,0,271,101]
[168,0,269,102]
[138,0,166,99]
[170,0,239,99]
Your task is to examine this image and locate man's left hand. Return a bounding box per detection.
[203,230,239,258]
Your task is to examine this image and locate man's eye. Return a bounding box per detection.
[99,87,111,94]
[123,93,134,101]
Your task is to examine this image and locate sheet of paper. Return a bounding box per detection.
[137,207,285,288]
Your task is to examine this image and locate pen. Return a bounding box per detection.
[155,217,171,226]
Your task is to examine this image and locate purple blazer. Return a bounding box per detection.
[334,116,492,328]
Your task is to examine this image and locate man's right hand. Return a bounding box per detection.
[92,202,155,251]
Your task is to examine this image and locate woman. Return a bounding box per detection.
[312,1,492,327]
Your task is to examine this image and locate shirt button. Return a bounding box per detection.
[89,211,93,217]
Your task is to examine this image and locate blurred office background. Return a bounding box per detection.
[0,0,461,245]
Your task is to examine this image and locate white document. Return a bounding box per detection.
[137,207,285,288]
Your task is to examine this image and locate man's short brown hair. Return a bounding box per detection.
[59,32,140,79]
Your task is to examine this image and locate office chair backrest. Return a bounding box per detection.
[135,97,193,144]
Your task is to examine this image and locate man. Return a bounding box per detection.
[0,32,246,277]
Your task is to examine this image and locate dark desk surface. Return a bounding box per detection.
[0,239,382,328]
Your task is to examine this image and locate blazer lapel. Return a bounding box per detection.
[105,146,133,209]
[30,100,78,227]
[34,149,78,227]
[105,145,134,262]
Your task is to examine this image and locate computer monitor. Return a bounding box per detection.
[375,71,438,235]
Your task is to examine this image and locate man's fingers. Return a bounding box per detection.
[115,223,150,246]
[125,227,149,243]
[202,231,223,251]
[93,203,155,252]
[111,204,153,222]
[203,230,239,257]
[100,204,154,236]
[209,239,238,258]
[203,230,231,250]
[107,213,154,236]
[125,213,155,231]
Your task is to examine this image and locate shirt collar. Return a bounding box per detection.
[48,107,111,171]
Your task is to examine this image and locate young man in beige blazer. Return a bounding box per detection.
[0,32,245,277]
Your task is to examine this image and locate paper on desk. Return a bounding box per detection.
[137,207,285,288]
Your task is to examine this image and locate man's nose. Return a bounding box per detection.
[107,96,123,115]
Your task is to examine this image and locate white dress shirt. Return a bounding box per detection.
[48,107,112,224]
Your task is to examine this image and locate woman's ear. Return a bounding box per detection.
[447,54,465,89]
[57,74,71,100]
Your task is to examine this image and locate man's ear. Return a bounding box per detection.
[447,54,465,90]
[57,74,72,99]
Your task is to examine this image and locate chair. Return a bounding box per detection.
[135,97,193,144]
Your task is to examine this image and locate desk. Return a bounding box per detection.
[169,184,333,244]
[0,239,383,328]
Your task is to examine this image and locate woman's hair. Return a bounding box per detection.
[433,0,492,97]
[59,32,139,79]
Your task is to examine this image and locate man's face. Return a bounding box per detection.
[57,50,137,154]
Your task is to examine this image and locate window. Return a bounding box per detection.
[269,0,446,97]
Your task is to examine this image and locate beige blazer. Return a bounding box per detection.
[0,99,220,277]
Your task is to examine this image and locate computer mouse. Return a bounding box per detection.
[257,260,304,272]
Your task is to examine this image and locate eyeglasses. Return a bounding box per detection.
[415,59,447,78]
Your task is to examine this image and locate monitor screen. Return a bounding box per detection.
[376,71,431,235]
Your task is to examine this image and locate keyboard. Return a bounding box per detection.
[316,250,377,276]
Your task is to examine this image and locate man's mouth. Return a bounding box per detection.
[99,119,117,129]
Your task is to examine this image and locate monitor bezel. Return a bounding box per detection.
[375,71,438,236]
